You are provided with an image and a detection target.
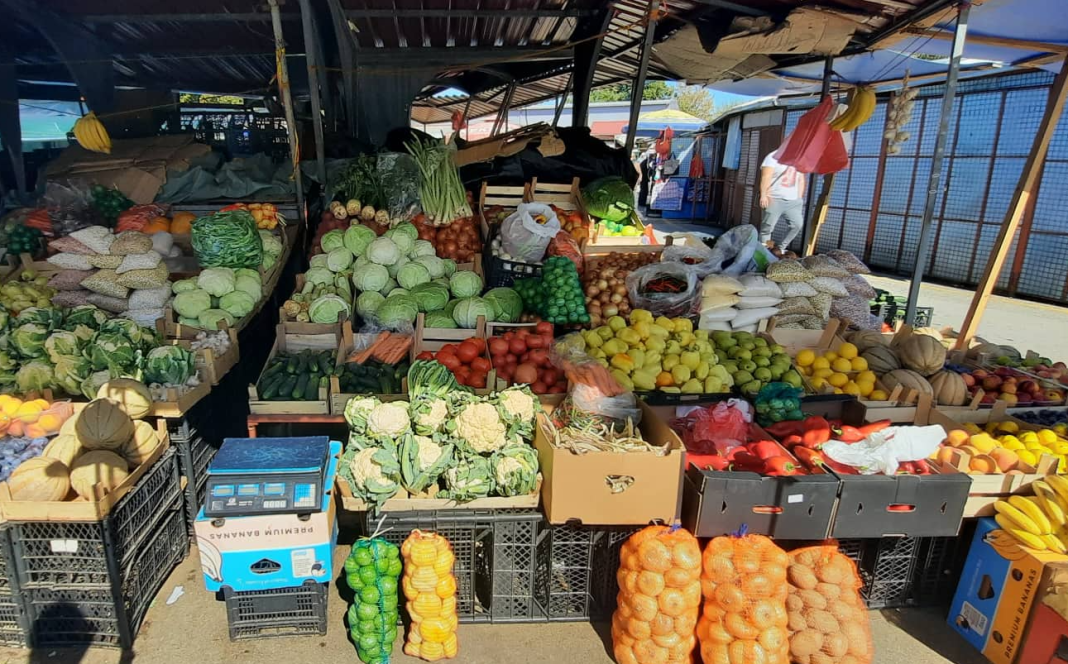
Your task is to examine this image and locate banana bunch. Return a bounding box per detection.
[993,478,1068,553]
[829,86,876,132]
[72,112,112,154]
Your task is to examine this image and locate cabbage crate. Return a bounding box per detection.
[11,449,189,649]
[248,324,338,414]
[278,273,354,336]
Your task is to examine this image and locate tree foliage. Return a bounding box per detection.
[676,85,716,122]
[589,81,673,102]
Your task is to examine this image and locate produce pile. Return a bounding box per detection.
[5,396,164,504]
[89,185,134,227]
[793,341,887,400]
[763,252,880,331]
[0,396,74,479]
[582,252,657,327]
[218,203,282,230]
[951,365,1065,407]
[487,322,565,394]
[550,204,589,245]
[339,361,540,505]
[762,417,903,476]
[512,257,590,325]
[4,224,44,258]
[412,214,481,264]
[255,349,333,401]
[405,136,471,226]
[933,420,1067,475]
[582,176,638,237]
[2,270,57,315]
[173,267,265,330]
[336,332,413,395]
[344,537,402,664]
[990,478,1068,552]
[415,337,491,390]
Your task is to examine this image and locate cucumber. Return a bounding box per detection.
[286,356,299,374]
[259,375,282,399]
[277,375,297,399]
[304,375,320,400]
[293,373,310,399]
[318,354,333,375]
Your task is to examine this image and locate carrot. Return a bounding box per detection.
[380,336,413,365]
[355,331,390,364]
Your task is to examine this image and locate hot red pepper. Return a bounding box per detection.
[749,440,785,461]
[801,416,832,449]
[764,420,806,439]
[792,447,826,473]
[781,434,803,449]
[822,456,859,475]
[764,456,800,476]
[857,419,892,436]
[835,425,867,443]
[730,451,764,473]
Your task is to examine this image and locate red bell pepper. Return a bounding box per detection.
[792,447,826,473]
[781,434,803,449]
[912,458,931,475]
[705,456,731,471]
[835,425,867,443]
[857,419,892,436]
[729,452,764,473]
[726,446,752,462]
[764,456,801,476]
[764,420,805,439]
[800,416,832,449]
[898,460,916,475]
[822,456,859,475]
[749,440,785,461]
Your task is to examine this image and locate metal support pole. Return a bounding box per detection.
[553,73,573,127]
[492,83,516,136]
[298,0,327,195]
[268,0,306,225]
[905,1,969,325]
[625,0,658,154]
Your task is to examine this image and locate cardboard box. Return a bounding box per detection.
[534,400,684,525]
[948,518,1068,664]
[1019,603,1068,664]
[194,442,340,593]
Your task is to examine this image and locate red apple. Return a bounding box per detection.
[962,373,976,388]
[980,393,998,404]
[1016,392,1033,405]
[996,367,1014,378]
[1039,370,1053,379]
[1054,362,1066,370]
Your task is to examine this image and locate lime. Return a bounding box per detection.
[347,573,364,591]
[353,547,374,568]
[381,595,399,612]
[379,580,398,597]
[356,620,375,634]
[374,557,391,575]
[358,633,379,651]
[359,566,378,585]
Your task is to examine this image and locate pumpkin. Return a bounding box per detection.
[75,399,134,452]
[70,451,129,500]
[613,525,702,664]
[121,420,161,468]
[60,414,78,437]
[898,335,947,376]
[861,345,900,376]
[848,330,889,354]
[97,379,153,420]
[142,216,171,234]
[929,370,969,406]
[8,457,70,502]
[881,369,933,397]
[401,530,458,660]
[42,434,83,467]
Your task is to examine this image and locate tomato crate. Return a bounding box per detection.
[222,580,329,641]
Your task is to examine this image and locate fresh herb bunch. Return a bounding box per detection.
[336,154,385,210]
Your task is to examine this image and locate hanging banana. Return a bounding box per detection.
[829,86,876,132]
[72,112,112,154]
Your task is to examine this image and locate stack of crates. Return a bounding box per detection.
[168,419,217,533]
[0,527,28,646]
[838,535,965,610]
[10,449,187,648]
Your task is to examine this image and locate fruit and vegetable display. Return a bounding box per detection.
[951,366,1065,407]
[406,136,471,227]
[611,525,702,664]
[0,396,74,478]
[219,202,283,230]
[990,481,1068,553]
[1012,409,1068,429]
[512,257,589,325]
[487,322,564,394]
[819,329,958,404]
[255,349,333,401]
[793,341,888,400]
[173,266,264,329]
[785,544,874,664]
[415,336,491,390]
[2,270,57,315]
[336,332,413,394]
[190,209,265,269]
[582,252,657,327]
[413,214,481,264]
[89,185,133,227]
[550,204,589,245]
[761,252,880,332]
[933,420,1066,474]
[3,397,163,503]
[339,361,539,505]
[345,537,402,664]
[401,530,460,661]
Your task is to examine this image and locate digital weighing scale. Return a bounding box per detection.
[204,436,330,518]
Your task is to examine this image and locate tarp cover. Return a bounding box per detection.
[156,152,295,203]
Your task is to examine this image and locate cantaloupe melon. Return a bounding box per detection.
[96,379,153,420]
[121,421,161,469]
[70,451,129,501]
[42,434,83,467]
[929,370,969,406]
[899,335,947,376]
[8,457,70,502]
[75,399,133,451]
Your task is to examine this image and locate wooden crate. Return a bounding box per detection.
[336,475,542,513]
[414,312,486,344]
[0,420,170,522]
[149,367,213,418]
[329,327,410,414]
[478,182,526,246]
[169,329,239,386]
[279,273,351,336]
[765,319,845,357]
[527,177,581,210]
[248,325,337,414]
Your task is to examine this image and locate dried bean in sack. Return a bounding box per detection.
[786,543,873,664]
[345,537,402,664]
[826,250,870,274]
[696,533,790,664]
[842,274,876,300]
[801,255,850,279]
[612,525,702,664]
[766,259,813,283]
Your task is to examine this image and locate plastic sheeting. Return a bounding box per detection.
[156,152,295,203]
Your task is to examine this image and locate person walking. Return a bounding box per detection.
[759,152,805,249]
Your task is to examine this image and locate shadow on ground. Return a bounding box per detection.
[881,608,988,664]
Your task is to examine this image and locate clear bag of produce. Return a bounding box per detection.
[670,400,751,455]
[625,262,700,318]
[552,383,641,434]
[660,242,718,278]
[42,179,93,235]
[501,203,560,263]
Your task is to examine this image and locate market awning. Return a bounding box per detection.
[621,108,706,136]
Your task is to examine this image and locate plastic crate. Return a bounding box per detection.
[23,500,188,648]
[0,527,28,646]
[589,527,639,619]
[533,523,639,622]
[168,420,218,533]
[482,510,542,622]
[222,581,328,641]
[362,510,493,622]
[10,449,183,588]
[483,244,543,289]
[911,536,965,608]
[871,302,934,327]
[836,537,922,609]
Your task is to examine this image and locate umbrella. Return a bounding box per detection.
[621,108,706,136]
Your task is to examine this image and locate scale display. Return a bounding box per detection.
[204,436,330,518]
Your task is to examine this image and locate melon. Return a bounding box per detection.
[861,345,901,376]
[75,399,134,452]
[929,370,969,406]
[70,451,129,501]
[882,369,934,397]
[59,414,78,437]
[8,457,70,502]
[96,379,152,420]
[899,335,947,376]
[121,421,161,469]
[848,330,889,354]
[42,434,83,467]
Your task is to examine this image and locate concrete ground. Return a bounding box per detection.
[0,547,988,664]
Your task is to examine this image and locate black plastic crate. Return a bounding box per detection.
[10,449,182,589]
[483,244,543,289]
[872,302,934,327]
[481,510,542,622]
[0,527,28,646]
[589,527,639,619]
[532,523,638,622]
[23,500,188,649]
[223,581,328,641]
[362,510,493,622]
[911,536,965,608]
[168,420,218,532]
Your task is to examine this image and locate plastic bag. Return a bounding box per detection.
[702,274,744,296]
[547,230,584,274]
[625,262,700,318]
[738,274,782,298]
[552,384,641,433]
[670,400,752,455]
[775,96,850,175]
[733,307,779,328]
[822,425,946,475]
[786,542,874,664]
[661,242,718,278]
[706,225,761,276]
[42,179,93,236]
[752,382,804,426]
[377,151,422,222]
[501,203,560,262]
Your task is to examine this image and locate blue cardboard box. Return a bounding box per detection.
[194,441,340,593]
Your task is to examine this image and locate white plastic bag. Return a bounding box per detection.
[699,307,738,322]
[501,203,560,262]
[737,274,781,298]
[823,425,947,475]
[732,306,779,328]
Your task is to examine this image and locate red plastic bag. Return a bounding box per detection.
[774,96,849,174]
[670,401,751,455]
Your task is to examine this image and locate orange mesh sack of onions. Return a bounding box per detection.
[696,529,791,664]
[612,524,703,664]
[785,542,873,664]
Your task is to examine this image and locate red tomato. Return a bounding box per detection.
[531,381,548,394]
[541,369,558,385]
[469,338,487,354]
[468,371,487,389]
[488,337,509,356]
[457,340,479,364]
[516,328,530,338]
[454,366,471,384]
[514,363,538,384]
[526,335,545,349]
[440,343,458,355]
[520,352,530,363]
[471,357,491,373]
[505,353,518,365]
[437,351,461,371]
[416,351,434,361]
[528,348,550,366]
[549,383,567,393]
[508,338,527,355]
[496,365,513,382]
[503,331,514,341]
[535,321,553,335]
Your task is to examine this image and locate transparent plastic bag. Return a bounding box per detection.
[661,243,718,278]
[377,152,421,222]
[553,384,641,433]
[625,262,700,318]
[501,203,560,262]
[706,225,761,276]
[42,179,93,236]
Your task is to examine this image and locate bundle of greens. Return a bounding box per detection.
[190,209,263,269]
[405,137,471,227]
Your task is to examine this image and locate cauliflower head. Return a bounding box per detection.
[350,448,388,487]
[497,386,536,423]
[367,401,411,441]
[343,446,400,506]
[494,456,523,485]
[454,402,508,454]
[344,395,381,434]
[415,435,444,467]
[442,455,494,502]
[491,445,539,497]
[399,432,454,494]
[412,396,448,435]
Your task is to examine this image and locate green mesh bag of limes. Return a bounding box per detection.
[345,537,403,663]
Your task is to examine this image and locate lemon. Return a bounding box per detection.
[832,358,853,373]
[812,357,831,371]
[870,389,889,401]
[997,421,1020,434]
[837,342,858,360]
[823,351,838,363]
[1054,442,1068,455]
[843,381,861,396]
[850,357,869,372]
[796,349,816,367]
[1002,439,1025,451]
[828,373,849,388]
[833,387,844,395]
[857,381,874,397]
[857,370,878,384]
[1038,429,1059,445]
[810,377,828,390]
[814,368,834,379]
[1019,431,1040,444]
[1025,441,1047,451]
[1017,449,1038,466]
[999,434,1021,448]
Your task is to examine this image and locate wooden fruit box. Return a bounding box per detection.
[278,273,353,336]
[169,327,239,385]
[336,474,542,513]
[765,318,845,357]
[478,182,527,243]
[329,327,410,415]
[415,312,486,344]
[0,420,170,522]
[587,211,651,250]
[149,367,212,419]
[248,325,336,415]
[411,334,495,397]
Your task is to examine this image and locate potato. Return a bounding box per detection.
[806,608,840,634]
[829,598,858,623]
[811,653,836,664]
[817,559,849,585]
[843,622,871,657]
[789,564,819,590]
[824,632,850,658]
[796,549,820,566]
[790,629,823,658]
[816,582,841,600]
[798,588,828,610]
[788,609,808,632]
